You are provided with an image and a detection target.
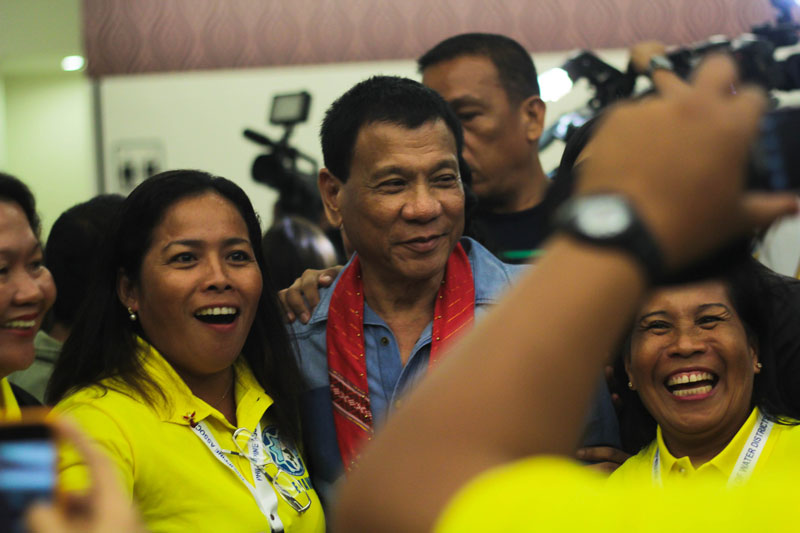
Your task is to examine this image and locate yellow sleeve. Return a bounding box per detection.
[606,441,656,487]
[434,457,614,533]
[51,401,135,496]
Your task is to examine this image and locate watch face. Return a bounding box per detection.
[575,196,632,238]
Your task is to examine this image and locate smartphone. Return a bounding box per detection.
[0,422,55,533]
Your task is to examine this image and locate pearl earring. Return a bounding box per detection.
[127,307,138,321]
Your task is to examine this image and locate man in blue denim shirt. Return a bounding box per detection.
[292,76,619,508]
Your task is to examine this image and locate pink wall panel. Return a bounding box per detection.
[83,0,784,76]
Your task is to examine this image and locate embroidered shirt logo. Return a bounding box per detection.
[262,425,305,476]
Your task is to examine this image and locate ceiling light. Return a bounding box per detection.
[538,68,573,102]
[61,55,85,72]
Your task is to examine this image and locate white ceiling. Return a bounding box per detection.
[0,0,83,75]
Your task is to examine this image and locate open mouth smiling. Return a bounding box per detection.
[1,313,39,331]
[664,370,719,398]
[2,319,36,329]
[194,306,239,325]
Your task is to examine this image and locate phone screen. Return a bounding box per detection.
[0,425,55,533]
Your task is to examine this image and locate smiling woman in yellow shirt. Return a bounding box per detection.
[0,173,55,420]
[48,171,324,533]
[610,259,800,488]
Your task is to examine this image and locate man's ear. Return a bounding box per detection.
[117,270,139,313]
[520,95,546,144]
[318,168,345,228]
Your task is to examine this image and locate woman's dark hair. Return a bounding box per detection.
[47,170,304,442]
[615,256,800,453]
[0,172,40,237]
[45,194,125,327]
[261,216,339,290]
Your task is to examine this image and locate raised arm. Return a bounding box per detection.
[334,56,798,532]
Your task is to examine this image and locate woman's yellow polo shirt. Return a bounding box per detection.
[610,407,800,486]
[54,342,325,533]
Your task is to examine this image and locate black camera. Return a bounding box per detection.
[245,91,322,222]
[545,0,800,191]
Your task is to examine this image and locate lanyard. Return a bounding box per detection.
[651,411,774,487]
[191,421,284,532]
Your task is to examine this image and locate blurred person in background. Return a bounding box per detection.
[419,33,549,263]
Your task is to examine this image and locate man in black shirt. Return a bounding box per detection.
[419,33,550,263]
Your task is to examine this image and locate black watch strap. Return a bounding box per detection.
[554,194,664,283]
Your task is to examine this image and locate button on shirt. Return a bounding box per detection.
[361,303,436,426]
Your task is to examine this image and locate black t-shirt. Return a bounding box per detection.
[472,203,550,264]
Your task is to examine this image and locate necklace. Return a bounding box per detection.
[211,372,234,410]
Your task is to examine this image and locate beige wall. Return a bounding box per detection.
[0,79,7,168]
[3,73,95,239]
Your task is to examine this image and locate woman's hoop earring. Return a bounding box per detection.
[127,307,138,322]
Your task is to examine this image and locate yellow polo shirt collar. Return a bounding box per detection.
[656,407,762,482]
[132,337,273,432]
[0,377,21,421]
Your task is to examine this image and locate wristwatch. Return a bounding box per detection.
[645,55,673,78]
[554,193,664,282]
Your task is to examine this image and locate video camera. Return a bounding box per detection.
[667,1,800,92]
[566,0,800,109]
[244,91,323,223]
[542,0,800,191]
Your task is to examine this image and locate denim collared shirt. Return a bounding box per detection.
[290,237,619,508]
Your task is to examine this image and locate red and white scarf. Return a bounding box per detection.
[326,242,475,471]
